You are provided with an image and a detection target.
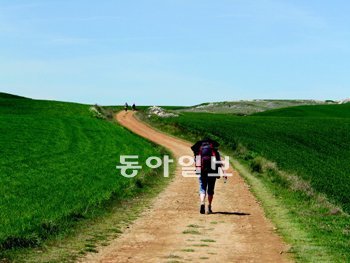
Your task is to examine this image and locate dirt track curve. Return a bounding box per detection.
[82,111,291,263]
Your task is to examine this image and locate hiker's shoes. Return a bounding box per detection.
[200,204,205,214]
[207,205,213,214]
[200,204,213,214]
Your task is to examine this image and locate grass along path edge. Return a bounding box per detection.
[230,159,336,262]
[3,157,175,263]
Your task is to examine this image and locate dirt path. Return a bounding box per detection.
[82,111,291,263]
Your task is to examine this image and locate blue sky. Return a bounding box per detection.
[0,0,349,105]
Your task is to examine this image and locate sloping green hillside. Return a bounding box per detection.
[0,92,29,100]
[0,94,163,251]
[146,104,350,260]
[149,104,350,213]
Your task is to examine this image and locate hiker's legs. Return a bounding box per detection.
[199,175,218,214]
[199,176,208,204]
[207,176,216,196]
[207,177,217,212]
[208,194,213,205]
[200,193,206,204]
[199,176,208,214]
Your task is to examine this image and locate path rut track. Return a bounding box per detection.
[82,111,291,263]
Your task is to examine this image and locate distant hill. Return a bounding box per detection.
[0,92,30,100]
[254,103,350,118]
[182,100,331,115]
[340,98,350,104]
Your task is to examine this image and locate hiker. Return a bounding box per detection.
[124,102,128,112]
[191,138,224,214]
[132,103,136,111]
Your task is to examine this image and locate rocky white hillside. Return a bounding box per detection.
[339,98,350,104]
[181,100,332,115]
[148,106,178,118]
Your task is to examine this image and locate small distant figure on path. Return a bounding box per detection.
[132,103,136,111]
[124,102,129,112]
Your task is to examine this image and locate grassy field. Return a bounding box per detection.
[0,93,166,259]
[254,103,350,118]
[144,103,350,261]
[151,104,350,213]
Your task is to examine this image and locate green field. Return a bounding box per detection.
[254,103,350,118]
[152,104,350,213]
[145,104,350,260]
[0,93,164,252]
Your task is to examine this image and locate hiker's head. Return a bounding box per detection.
[201,138,220,149]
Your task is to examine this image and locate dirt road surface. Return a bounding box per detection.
[82,111,291,263]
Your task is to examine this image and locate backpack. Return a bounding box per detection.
[198,142,217,173]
